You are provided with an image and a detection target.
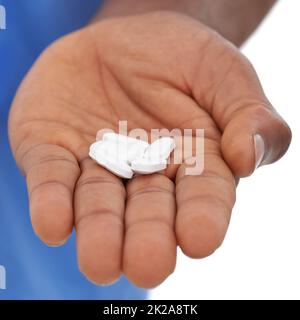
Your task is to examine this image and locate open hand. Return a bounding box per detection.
[9,12,291,288]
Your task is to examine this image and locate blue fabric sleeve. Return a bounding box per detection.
[0,0,147,299]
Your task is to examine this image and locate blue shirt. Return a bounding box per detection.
[0,0,146,299]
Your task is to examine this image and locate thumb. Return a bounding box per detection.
[221,104,292,177]
[188,39,292,177]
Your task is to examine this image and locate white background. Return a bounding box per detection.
[151,0,300,300]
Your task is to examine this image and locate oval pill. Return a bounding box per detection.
[97,157,134,179]
[144,137,175,161]
[103,132,149,149]
[103,133,149,164]
[89,141,133,179]
[130,158,167,174]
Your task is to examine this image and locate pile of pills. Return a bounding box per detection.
[89,133,175,179]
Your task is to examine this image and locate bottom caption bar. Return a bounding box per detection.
[0,300,285,318]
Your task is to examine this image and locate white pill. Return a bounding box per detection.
[96,156,134,179]
[103,132,149,164]
[106,141,148,164]
[143,137,175,161]
[91,140,129,162]
[103,132,149,149]
[90,134,174,178]
[89,140,115,159]
[130,158,167,174]
[89,141,133,179]
[126,142,149,163]
[89,141,105,160]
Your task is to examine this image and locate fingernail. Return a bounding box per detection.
[45,240,67,248]
[254,134,265,169]
[83,274,120,287]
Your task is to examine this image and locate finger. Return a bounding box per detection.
[189,46,292,177]
[124,174,176,288]
[20,144,80,246]
[75,158,126,285]
[221,105,292,177]
[176,141,236,258]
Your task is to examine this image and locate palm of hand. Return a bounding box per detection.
[9,12,290,287]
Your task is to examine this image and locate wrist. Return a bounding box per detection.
[92,0,276,47]
[94,0,204,21]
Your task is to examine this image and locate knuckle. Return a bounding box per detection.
[246,104,273,120]
[76,175,125,195]
[127,174,174,197]
[21,144,79,174]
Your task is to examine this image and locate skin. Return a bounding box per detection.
[99,0,277,46]
[8,10,291,288]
